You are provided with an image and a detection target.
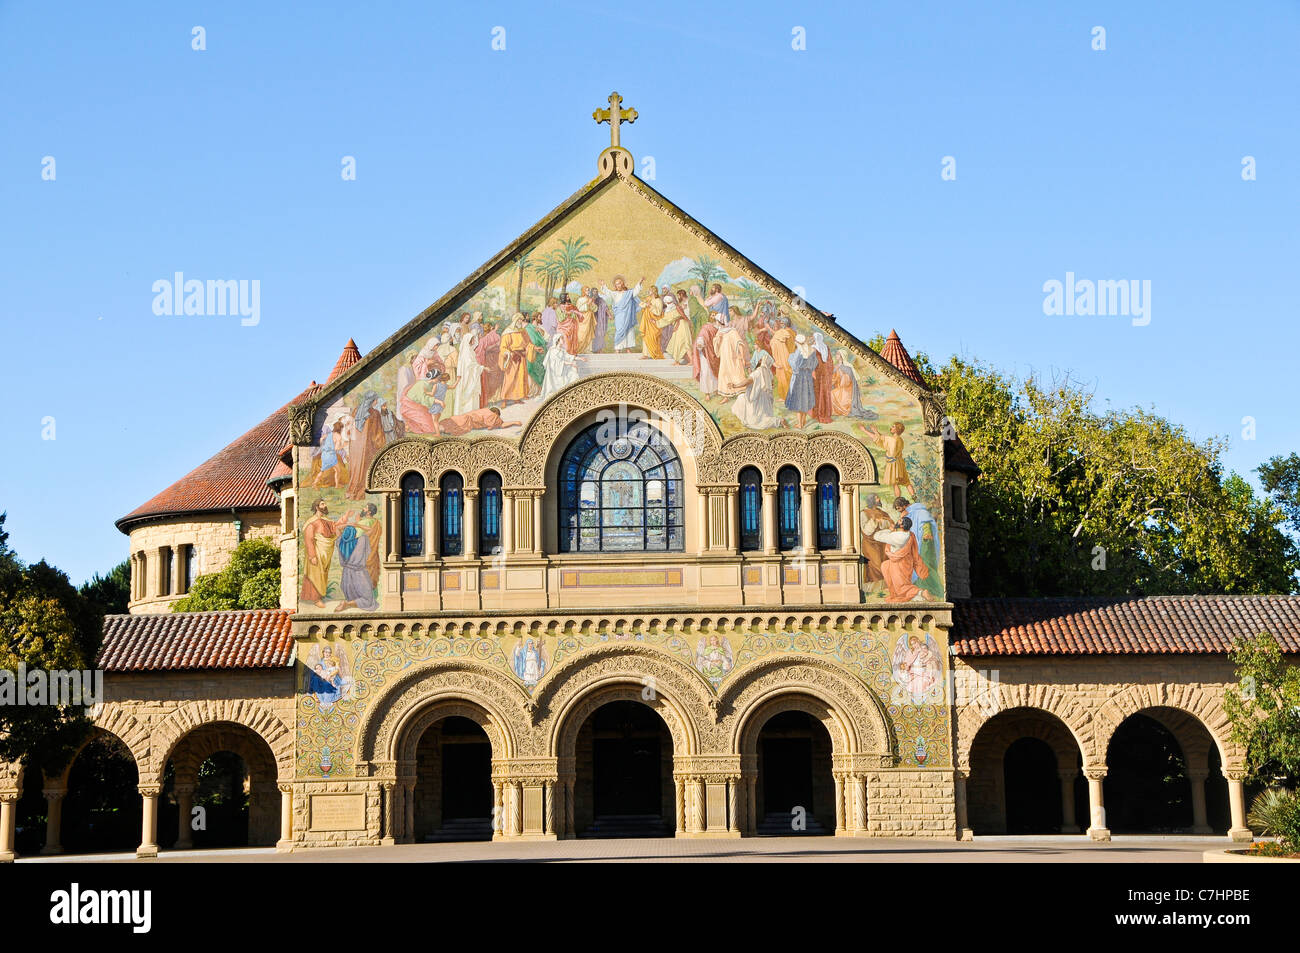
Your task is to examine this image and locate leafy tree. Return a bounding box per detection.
[510,250,533,313]
[687,254,726,293]
[1225,633,1300,787]
[79,559,130,615]
[1259,453,1300,537]
[171,538,281,612]
[0,513,101,772]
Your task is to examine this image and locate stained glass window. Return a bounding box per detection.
[816,465,840,551]
[479,471,502,555]
[402,472,425,556]
[777,466,801,552]
[739,467,762,552]
[558,418,684,553]
[440,472,463,557]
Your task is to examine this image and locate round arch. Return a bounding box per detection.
[955,682,1097,772]
[1094,684,1242,771]
[147,700,294,786]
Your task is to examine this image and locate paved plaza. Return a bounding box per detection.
[19,836,1225,863]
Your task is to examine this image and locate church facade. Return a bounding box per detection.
[2,99,1293,859]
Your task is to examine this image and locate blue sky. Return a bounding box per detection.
[2,1,1297,583]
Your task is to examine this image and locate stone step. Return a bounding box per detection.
[582,814,673,838]
[755,812,829,836]
[424,817,494,843]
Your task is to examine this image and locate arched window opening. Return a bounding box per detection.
[777,466,801,552]
[401,472,425,556]
[479,471,503,555]
[558,418,684,553]
[816,465,840,551]
[739,467,762,552]
[440,472,463,557]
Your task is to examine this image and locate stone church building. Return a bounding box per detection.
[2,99,1296,859]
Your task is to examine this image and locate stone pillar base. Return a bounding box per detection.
[136,845,159,859]
[1228,827,1252,843]
[0,851,13,863]
[379,836,396,846]
[40,845,64,855]
[1087,826,1111,842]
[275,839,294,852]
[958,827,973,842]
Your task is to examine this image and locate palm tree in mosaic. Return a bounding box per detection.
[535,250,563,303]
[512,250,534,312]
[688,253,727,293]
[735,278,767,313]
[556,236,597,299]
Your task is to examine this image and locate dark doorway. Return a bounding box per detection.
[756,710,834,835]
[576,700,672,837]
[414,715,493,842]
[1105,714,1193,833]
[191,751,249,848]
[61,735,140,854]
[1003,737,1061,833]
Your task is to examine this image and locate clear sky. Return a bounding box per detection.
[2,1,1297,584]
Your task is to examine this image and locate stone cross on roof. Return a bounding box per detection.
[593,91,637,150]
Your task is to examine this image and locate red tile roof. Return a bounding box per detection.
[951,596,1300,656]
[879,329,926,386]
[945,434,980,477]
[116,340,359,532]
[98,609,295,671]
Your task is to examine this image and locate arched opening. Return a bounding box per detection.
[575,700,674,837]
[16,765,45,855]
[815,465,840,551]
[478,471,503,555]
[61,734,141,854]
[755,710,834,834]
[1003,737,1062,834]
[557,418,684,553]
[413,715,494,842]
[440,471,464,556]
[738,466,762,552]
[1103,710,1227,834]
[163,723,280,849]
[401,471,425,556]
[777,465,801,552]
[967,708,1086,835]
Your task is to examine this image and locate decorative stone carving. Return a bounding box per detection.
[369,439,434,491]
[146,698,295,785]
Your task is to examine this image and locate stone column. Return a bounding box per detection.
[380,781,397,845]
[501,491,515,556]
[511,782,523,837]
[833,774,845,834]
[1225,770,1252,843]
[1085,770,1110,842]
[1187,769,1210,834]
[674,776,686,835]
[386,493,400,560]
[403,781,416,844]
[276,784,293,850]
[174,784,195,849]
[424,489,440,558]
[800,482,818,555]
[544,781,555,836]
[532,492,544,555]
[954,770,973,840]
[725,488,738,554]
[463,489,479,559]
[853,775,868,833]
[0,792,16,862]
[492,781,504,840]
[761,483,778,555]
[1058,769,1080,834]
[41,787,66,855]
[687,777,705,833]
[839,486,856,553]
[696,494,709,552]
[138,784,160,859]
[727,777,740,833]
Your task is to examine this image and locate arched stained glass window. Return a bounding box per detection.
[558,418,685,553]
[777,465,801,552]
[816,465,840,551]
[440,472,463,557]
[401,472,425,557]
[739,467,762,552]
[479,471,502,555]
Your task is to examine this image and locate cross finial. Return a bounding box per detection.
[593,91,637,150]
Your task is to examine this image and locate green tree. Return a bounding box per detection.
[0,513,101,772]
[79,559,130,615]
[511,250,533,313]
[1259,453,1300,537]
[555,236,597,295]
[1225,632,1300,787]
[535,251,563,303]
[687,254,726,293]
[171,538,281,612]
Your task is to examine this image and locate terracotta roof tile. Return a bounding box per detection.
[98,609,294,671]
[116,340,359,531]
[951,596,1300,656]
[945,434,980,477]
[879,329,926,386]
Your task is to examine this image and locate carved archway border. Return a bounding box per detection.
[956,685,1096,772]
[735,693,851,761]
[517,372,724,485]
[966,706,1085,768]
[168,724,280,786]
[1094,684,1242,769]
[721,654,892,757]
[147,700,295,784]
[356,660,530,767]
[392,700,509,776]
[535,644,714,758]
